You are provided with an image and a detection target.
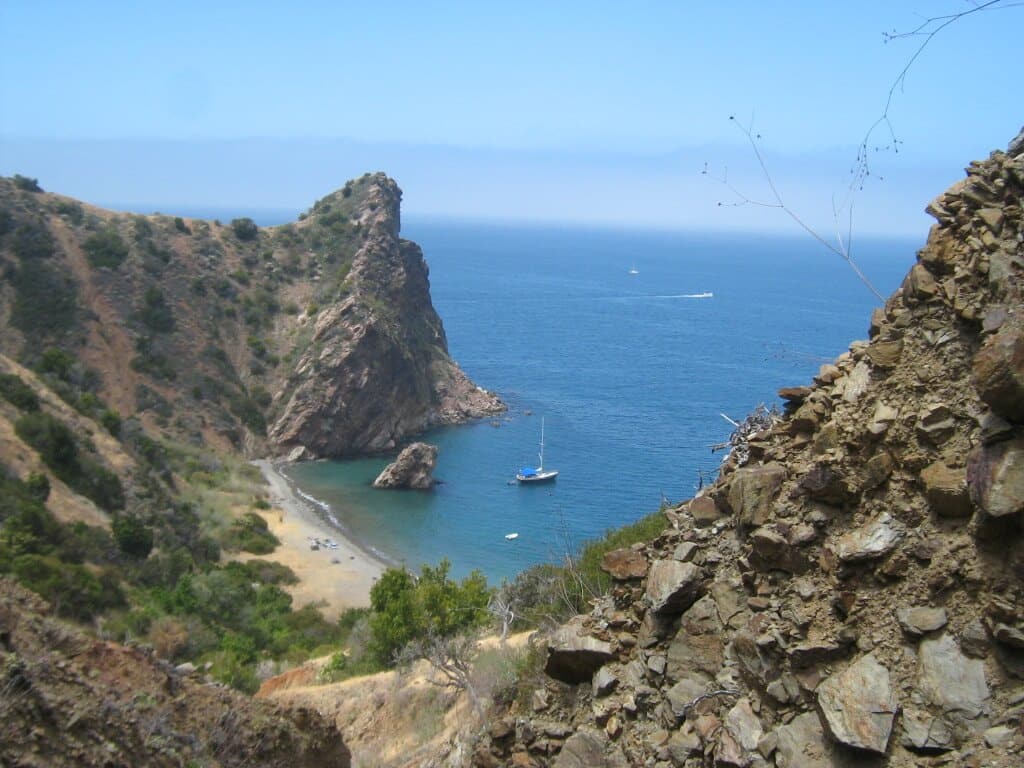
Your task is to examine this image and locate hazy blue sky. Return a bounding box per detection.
[1,1,1020,234]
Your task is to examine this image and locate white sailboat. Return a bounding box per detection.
[516,417,558,483]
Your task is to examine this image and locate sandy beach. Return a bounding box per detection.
[247,459,385,619]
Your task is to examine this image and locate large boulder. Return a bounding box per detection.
[372,442,438,489]
[827,512,904,564]
[600,548,648,580]
[815,653,897,755]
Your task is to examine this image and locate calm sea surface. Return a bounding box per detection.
[282,219,917,584]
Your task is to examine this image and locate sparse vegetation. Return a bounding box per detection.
[14,411,125,511]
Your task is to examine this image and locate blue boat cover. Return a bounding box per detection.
[519,467,538,476]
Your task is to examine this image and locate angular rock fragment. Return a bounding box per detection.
[828,512,904,563]
[896,606,948,637]
[798,463,857,507]
[901,708,955,753]
[688,495,721,527]
[544,617,615,684]
[815,654,897,755]
[725,464,786,529]
[748,526,808,574]
[920,462,972,518]
[967,437,1024,517]
[600,548,647,580]
[917,633,990,721]
[972,319,1024,422]
[644,559,703,615]
[553,728,626,768]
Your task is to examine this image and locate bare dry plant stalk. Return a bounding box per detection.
[707,0,1019,303]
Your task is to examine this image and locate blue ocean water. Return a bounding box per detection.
[285,220,918,585]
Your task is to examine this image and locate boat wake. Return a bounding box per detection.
[613,291,714,300]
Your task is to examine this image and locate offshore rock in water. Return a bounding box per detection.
[373,442,438,490]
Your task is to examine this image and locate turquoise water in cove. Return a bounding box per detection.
[284,220,918,584]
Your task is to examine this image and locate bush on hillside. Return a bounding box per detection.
[231,217,259,241]
[138,286,175,332]
[368,559,491,666]
[83,227,129,268]
[0,373,40,411]
[12,174,42,192]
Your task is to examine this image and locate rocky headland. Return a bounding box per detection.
[470,134,1024,767]
[0,172,502,463]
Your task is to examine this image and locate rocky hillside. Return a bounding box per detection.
[0,173,501,460]
[471,135,1024,767]
[0,578,351,767]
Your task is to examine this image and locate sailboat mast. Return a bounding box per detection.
[539,417,545,468]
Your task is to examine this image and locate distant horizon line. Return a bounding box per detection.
[94,200,926,241]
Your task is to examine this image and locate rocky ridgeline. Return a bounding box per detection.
[472,135,1024,767]
[0,578,351,768]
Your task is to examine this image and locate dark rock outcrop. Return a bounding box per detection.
[373,441,439,489]
[268,176,504,457]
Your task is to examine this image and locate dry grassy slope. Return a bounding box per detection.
[0,354,133,527]
[469,138,1024,766]
[0,173,501,462]
[259,633,533,768]
[0,578,352,768]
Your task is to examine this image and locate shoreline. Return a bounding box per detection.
[249,459,387,618]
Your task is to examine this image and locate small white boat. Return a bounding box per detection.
[505,533,519,540]
[516,417,558,483]
[628,264,639,275]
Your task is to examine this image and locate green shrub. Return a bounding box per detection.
[12,174,42,192]
[222,512,279,554]
[173,216,191,234]
[100,408,122,436]
[138,286,175,332]
[10,260,78,338]
[113,514,154,558]
[231,217,259,241]
[0,373,40,411]
[83,227,129,268]
[54,200,84,224]
[25,472,50,501]
[10,554,122,620]
[368,559,491,666]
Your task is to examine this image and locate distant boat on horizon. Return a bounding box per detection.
[628,264,639,275]
[516,417,558,484]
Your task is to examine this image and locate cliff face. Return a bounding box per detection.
[267,176,503,457]
[473,135,1024,766]
[0,172,502,461]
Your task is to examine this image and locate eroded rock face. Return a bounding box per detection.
[269,177,503,457]
[725,463,786,529]
[372,441,438,489]
[816,654,898,755]
[599,548,648,580]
